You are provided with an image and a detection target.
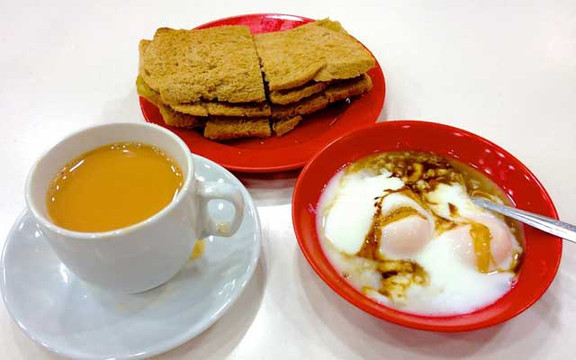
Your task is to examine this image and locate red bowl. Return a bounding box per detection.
[292,120,562,332]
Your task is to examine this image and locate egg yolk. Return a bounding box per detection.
[472,214,514,271]
[358,191,434,261]
[449,214,514,272]
[380,215,433,259]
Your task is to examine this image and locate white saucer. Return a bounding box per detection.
[0,155,261,360]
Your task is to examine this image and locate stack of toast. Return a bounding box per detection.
[137,19,375,141]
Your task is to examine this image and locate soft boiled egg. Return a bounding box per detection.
[427,183,521,272]
[377,192,435,260]
[322,170,434,260]
[321,170,404,255]
[318,152,523,316]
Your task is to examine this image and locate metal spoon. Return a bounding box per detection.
[471,197,576,244]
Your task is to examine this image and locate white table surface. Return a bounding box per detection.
[2,1,576,359]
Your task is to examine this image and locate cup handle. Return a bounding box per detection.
[198,181,244,238]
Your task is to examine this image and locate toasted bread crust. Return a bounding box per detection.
[314,19,348,33]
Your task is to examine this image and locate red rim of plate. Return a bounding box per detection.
[139,13,386,173]
[292,120,562,332]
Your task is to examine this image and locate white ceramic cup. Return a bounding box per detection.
[25,123,244,293]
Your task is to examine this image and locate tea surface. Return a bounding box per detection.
[47,142,183,232]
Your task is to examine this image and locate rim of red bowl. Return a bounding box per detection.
[292,120,562,332]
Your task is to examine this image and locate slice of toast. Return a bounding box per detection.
[255,19,375,91]
[139,40,152,85]
[171,101,271,117]
[139,73,372,133]
[204,117,271,140]
[271,93,329,119]
[138,68,271,118]
[271,74,372,119]
[141,26,266,104]
[136,76,204,128]
[325,73,373,103]
[204,116,303,140]
[159,104,205,128]
[314,18,348,33]
[136,74,160,104]
[137,20,375,141]
[272,116,303,136]
[269,82,328,105]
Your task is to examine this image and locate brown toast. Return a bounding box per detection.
[136,76,204,128]
[158,104,205,128]
[269,82,328,105]
[204,116,304,140]
[272,116,303,136]
[137,19,376,141]
[325,73,373,103]
[204,117,271,140]
[141,26,266,105]
[271,93,329,119]
[271,74,372,119]
[136,74,160,104]
[171,101,271,117]
[139,40,152,86]
[139,73,298,136]
[255,19,375,91]
[139,73,372,133]
[314,18,348,33]
[139,39,270,118]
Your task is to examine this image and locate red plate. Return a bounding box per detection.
[139,13,386,173]
[292,121,562,332]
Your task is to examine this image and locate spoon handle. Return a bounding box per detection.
[471,197,576,244]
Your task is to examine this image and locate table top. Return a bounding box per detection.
[1,1,576,359]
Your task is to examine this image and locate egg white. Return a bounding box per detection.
[427,182,522,271]
[320,170,404,255]
[405,230,516,315]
